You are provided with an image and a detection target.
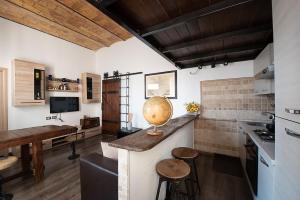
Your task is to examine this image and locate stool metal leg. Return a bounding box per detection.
[155,178,163,200]
[68,141,80,160]
[185,179,193,200]
[165,181,171,200]
[192,159,201,193]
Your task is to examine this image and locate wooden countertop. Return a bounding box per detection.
[109,115,198,152]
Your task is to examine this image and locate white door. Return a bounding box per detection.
[0,68,8,131]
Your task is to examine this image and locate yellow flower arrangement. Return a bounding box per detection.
[185,102,200,113]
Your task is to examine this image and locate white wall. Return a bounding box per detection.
[96,37,254,128]
[0,18,100,130]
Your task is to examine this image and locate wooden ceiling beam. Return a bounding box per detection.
[0,0,103,50]
[8,0,124,46]
[58,0,131,41]
[162,24,272,53]
[140,0,254,37]
[174,43,266,63]
[87,0,180,69]
[95,0,119,7]
[180,55,256,69]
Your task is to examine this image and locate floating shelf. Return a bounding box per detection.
[47,78,80,93]
[47,89,79,92]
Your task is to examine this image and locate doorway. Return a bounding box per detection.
[0,68,8,131]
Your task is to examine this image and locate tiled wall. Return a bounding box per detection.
[194,77,274,157]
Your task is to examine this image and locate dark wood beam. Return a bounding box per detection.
[180,55,256,69]
[162,24,272,53]
[93,0,119,7]
[140,0,254,37]
[86,0,180,69]
[174,43,266,63]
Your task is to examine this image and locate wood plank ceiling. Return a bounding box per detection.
[0,0,132,51]
[89,0,273,69]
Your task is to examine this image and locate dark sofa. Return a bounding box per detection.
[80,153,118,200]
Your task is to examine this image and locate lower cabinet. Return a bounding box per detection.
[257,149,274,200]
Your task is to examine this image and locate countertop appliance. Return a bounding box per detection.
[245,134,258,195]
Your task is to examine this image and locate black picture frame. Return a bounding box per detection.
[144,70,177,99]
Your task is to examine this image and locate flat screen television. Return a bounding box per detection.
[50,97,79,113]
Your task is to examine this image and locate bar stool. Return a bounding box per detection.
[65,133,83,160]
[0,156,18,200]
[155,159,193,200]
[172,147,201,194]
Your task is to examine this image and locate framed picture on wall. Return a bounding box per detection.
[144,70,177,99]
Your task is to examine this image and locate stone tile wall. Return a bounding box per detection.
[195,77,274,157]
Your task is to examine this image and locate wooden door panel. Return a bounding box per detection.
[102,79,121,135]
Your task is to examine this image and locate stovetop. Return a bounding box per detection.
[253,129,275,142]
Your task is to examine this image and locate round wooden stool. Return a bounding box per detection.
[65,133,83,160]
[155,159,193,200]
[0,156,18,200]
[172,147,201,194]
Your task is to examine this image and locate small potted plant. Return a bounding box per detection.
[185,102,200,115]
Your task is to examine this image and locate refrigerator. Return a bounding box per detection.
[272,0,300,199]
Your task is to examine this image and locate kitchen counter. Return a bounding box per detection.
[239,121,275,164]
[109,114,198,152]
[111,114,196,200]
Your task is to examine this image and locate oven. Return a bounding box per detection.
[245,134,258,195]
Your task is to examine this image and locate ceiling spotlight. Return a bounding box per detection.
[224,61,229,66]
[198,65,203,70]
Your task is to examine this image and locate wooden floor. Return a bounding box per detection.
[3,135,252,200]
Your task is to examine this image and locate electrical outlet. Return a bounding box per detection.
[52,116,57,119]
[46,116,51,120]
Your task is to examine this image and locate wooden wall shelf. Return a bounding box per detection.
[47,79,80,93]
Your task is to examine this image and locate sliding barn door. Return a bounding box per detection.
[102,79,121,135]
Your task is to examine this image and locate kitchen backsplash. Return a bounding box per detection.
[194,77,275,157]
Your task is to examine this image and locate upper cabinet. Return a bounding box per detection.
[81,73,101,104]
[253,43,274,95]
[12,59,45,106]
[254,43,274,76]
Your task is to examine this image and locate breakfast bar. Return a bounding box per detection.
[109,115,198,200]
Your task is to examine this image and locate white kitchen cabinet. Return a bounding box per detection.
[274,118,300,200]
[254,43,274,75]
[273,0,300,124]
[257,149,274,200]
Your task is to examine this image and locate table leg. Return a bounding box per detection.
[32,141,44,182]
[21,144,31,174]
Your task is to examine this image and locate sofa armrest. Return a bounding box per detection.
[80,153,118,200]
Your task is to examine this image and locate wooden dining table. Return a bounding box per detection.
[0,125,77,182]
